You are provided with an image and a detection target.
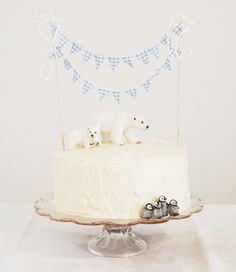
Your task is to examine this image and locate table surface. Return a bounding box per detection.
[0,203,235,272]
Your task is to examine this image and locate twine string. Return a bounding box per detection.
[35,11,65,151]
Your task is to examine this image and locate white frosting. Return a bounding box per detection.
[53,140,191,219]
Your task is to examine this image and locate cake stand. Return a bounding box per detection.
[34,194,203,257]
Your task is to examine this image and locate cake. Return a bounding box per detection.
[53,139,191,219]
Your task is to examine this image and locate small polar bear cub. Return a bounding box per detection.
[96,112,149,146]
[68,127,101,149]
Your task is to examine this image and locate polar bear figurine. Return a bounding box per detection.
[68,127,101,149]
[96,112,149,145]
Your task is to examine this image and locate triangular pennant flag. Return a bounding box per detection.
[112,90,121,104]
[168,38,175,54]
[148,45,159,59]
[168,36,181,57]
[136,51,149,64]
[125,88,137,97]
[175,48,182,57]
[55,46,63,58]
[82,50,93,63]
[162,57,171,71]
[51,24,58,34]
[94,55,105,69]
[160,34,167,45]
[172,22,182,36]
[166,36,175,56]
[108,57,120,70]
[142,79,151,92]
[64,58,72,70]
[70,42,81,54]
[122,56,133,67]
[82,80,94,94]
[59,32,70,47]
[98,89,110,101]
[73,69,81,82]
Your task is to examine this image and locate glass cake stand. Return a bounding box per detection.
[34,194,203,257]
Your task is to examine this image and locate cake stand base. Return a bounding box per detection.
[88,225,148,257]
[35,194,203,257]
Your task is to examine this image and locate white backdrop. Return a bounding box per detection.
[1,0,236,204]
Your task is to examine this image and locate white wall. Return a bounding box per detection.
[1,0,236,203]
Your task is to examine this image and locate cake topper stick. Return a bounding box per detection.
[35,11,65,151]
[50,17,65,151]
[167,12,194,146]
[176,25,182,147]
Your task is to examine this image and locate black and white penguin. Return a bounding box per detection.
[140,203,153,219]
[168,199,180,216]
[152,201,162,219]
[159,195,168,217]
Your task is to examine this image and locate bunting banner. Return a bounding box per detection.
[50,15,186,71]
[40,13,192,103]
[59,54,172,103]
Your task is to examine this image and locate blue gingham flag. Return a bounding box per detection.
[167,37,175,55]
[82,80,94,94]
[98,88,110,101]
[143,79,151,92]
[94,55,105,69]
[59,32,70,48]
[168,34,182,57]
[51,24,57,34]
[175,48,182,57]
[70,42,81,54]
[108,57,120,71]
[82,50,93,63]
[125,88,137,97]
[162,57,171,71]
[160,34,167,45]
[122,56,133,67]
[112,90,121,104]
[136,51,149,64]
[148,45,159,59]
[72,69,81,82]
[55,46,63,58]
[172,22,182,36]
[64,58,72,70]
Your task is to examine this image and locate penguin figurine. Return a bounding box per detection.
[168,199,180,216]
[140,203,153,219]
[159,195,168,217]
[152,201,162,219]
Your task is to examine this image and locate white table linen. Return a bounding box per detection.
[0,204,235,272]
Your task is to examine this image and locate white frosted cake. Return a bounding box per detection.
[54,139,191,219]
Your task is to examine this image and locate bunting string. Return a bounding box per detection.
[58,54,172,103]
[35,11,66,150]
[50,16,185,71]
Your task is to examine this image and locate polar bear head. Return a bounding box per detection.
[130,115,149,130]
[87,127,101,144]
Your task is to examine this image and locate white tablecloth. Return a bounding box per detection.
[0,203,235,272]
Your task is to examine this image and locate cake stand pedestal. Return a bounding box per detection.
[88,225,147,257]
[34,194,203,257]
